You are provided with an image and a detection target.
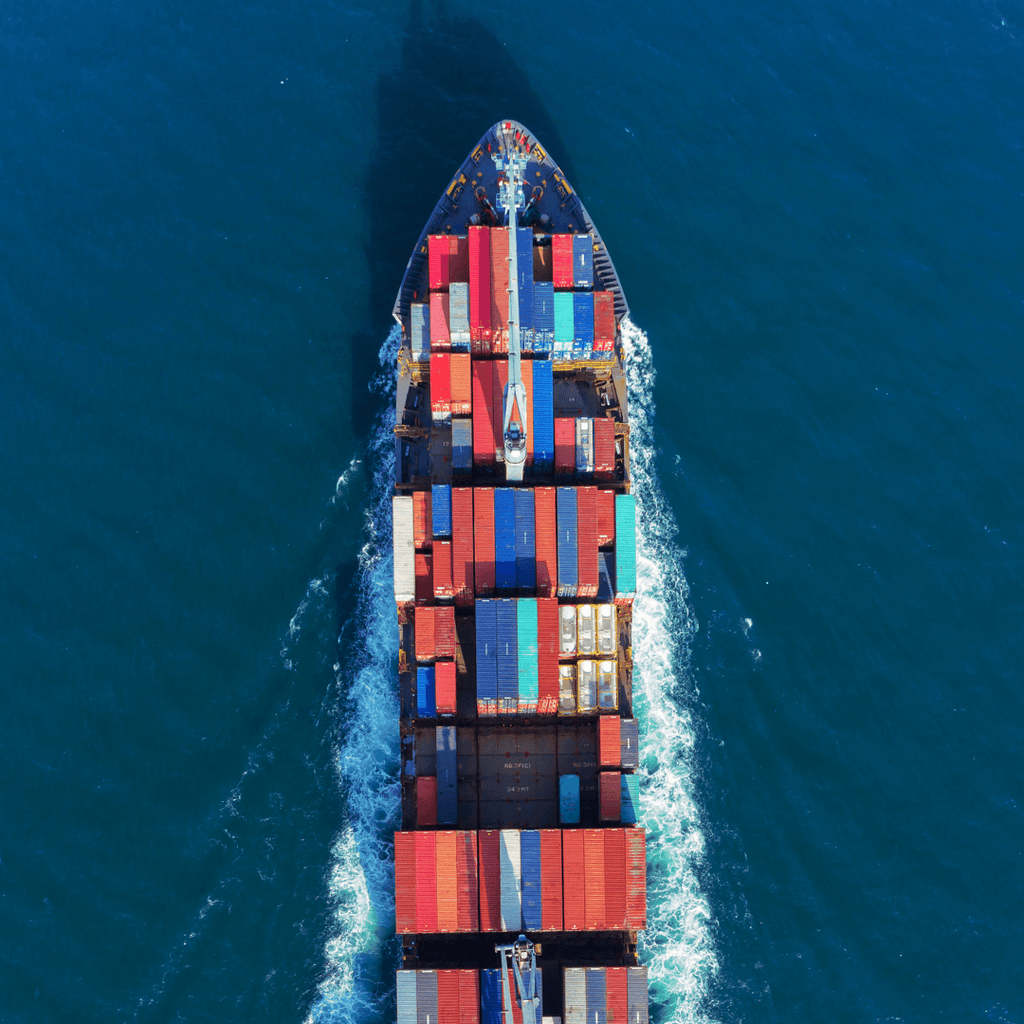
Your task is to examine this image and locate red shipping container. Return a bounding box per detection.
[594,291,616,352]
[413,490,432,550]
[552,234,575,289]
[554,418,575,474]
[450,353,472,416]
[478,830,501,931]
[534,488,558,598]
[599,716,622,767]
[394,831,416,933]
[431,352,451,418]
[415,552,433,605]
[593,418,615,479]
[433,539,454,599]
[539,829,563,930]
[474,488,495,595]
[606,967,629,1023]
[456,831,480,932]
[458,970,480,1024]
[450,235,470,284]
[469,225,491,352]
[438,971,460,1024]
[537,597,559,714]
[435,606,456,658]
[435,660,456,716]
[436,831,458,931]
[604,828,627,930]
[562,829,586,931]
[584,829,606,930]
[624,829,646,929]
[452,488,474,606]
[521,358,534,466]
[417,776,438,827]
[597,489,616,548]
[577,486,599,598]
[491,359,509,464]
[416,831,438,932]
[430,291,451,350]
[472,360,495,466]
[599,771,621,823]
[490,226,510,353]
[428,234,451,290]
[415,606,436,662]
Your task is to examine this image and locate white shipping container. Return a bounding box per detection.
[575,417,594,475]
[449,281,471,351]
[499,829,522,931]
[559,605,577,656]
[563,968,586,1024]
[393,496,415,602]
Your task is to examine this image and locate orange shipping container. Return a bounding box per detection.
[433,539,454,600]
[604,828,627,929]
[450,353,472,416]
[415,606,436,662]
[597,489,616,547]
[435,831,458,931]
[584,828,606,930]
[394,831,417,933]
[625,829,647,929]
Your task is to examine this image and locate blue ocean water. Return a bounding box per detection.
[2,1,1023,1022]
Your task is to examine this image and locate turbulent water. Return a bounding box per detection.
[4,0,1024,1022]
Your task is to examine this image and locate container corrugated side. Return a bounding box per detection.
[585,968,607,1023]
[599,771,621,823]
[432,484,452,537]
[430,351,451,420]
[577,486,599,599]
[450,235,469,284]
[514,489,536,591]
[599,715,621,767]
[563,967,586,1024]
[604,828,627,929]
[458,968,480,1023]
[516,598,538,714]
[474,488,496,596]
[437,970,459,1024]
[396,969,417,1024]
[449,281,471,351]
[429,233,450,289]
[475,599,497,714]
[490,226,510,353]
[531,359,554,467]
[436,725,457,825]
[415,552,433,605]
[627,967,649,1023]
[450,353,471,416]
[606,967,629,1024]
[469,225,491,352]
[433,539,454,600]
[572,292,594,360]
[614,493,637,602]
[499,829,522,931]
[410,302,430,361]
[540,829,563,930]
[472,361,495,466]
[495,598,518,713]
[537,597,560,714]
[553,292,574,361]
[554,418,575,475]
[415,831,438,932]
[478,830,501,931]
[435,660,456,716]
[417,970,439,1023]
[416,665,435,717]
[413,490,432,550]
[516,227,534,350]
[552,234,575,289]
[534,487,558,598]
[430,291,451,350]
[573,233,594,289]
[597,489,615,546]
[621,773,640,824]
[415,605,436,662]
[479,969,502,1024]
[620,717,640,769]
[559,774,580,824]
[593,290,616,353]
[556,487,579,599]
[593,418,615,479]
[562,830,585,930]
[533,281,555,354]
[625,829,647,929]
[583,828,606,929]
[452,418,473,474]
[435,831,457,930]
[393,496,415,602]
[520,830,542,929]
[451,487,474,607]
[456,832,480,933]
[395,831,416,932]
[493,488,516,593]
[434,606,456,659]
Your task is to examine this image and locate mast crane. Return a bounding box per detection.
[494,935,542,1024]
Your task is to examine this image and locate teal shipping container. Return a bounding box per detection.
[559,774,580,824]
[621,774,640,824]
[517,598,539,712]
[553,291,574,361]
[614,494,637,600]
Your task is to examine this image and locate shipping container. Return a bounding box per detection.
[475,599,498,710]
[624,829,647,929]
[490,226,510,353]
[469,225,492,352]
[516,227,535,350]
[433,539,454,600]
[436,725,457,825]
[534,487,558,597]
[577,604,596,656]
[575,419,595,477]
[620,718,640,770]
[472,360,495,466]
[449,281,471,351]
[559,604,576,657]
[520,830,541,929]
[597,551,615,603]
[585,968,607,1024]
[621,773,640,825]
[416,831,438,932]
[481,968,543,1024]
[533,281,555,354]
[491,359,509,464]
[593,418,615,479]
[452,417,473,475]
[573,233,594,289]
[396,970,417,1024]
[553,292,574,361]
[552,234,575,289]
[598,660,618,710]
[559,774,581,824]
[456,832,480,932]
[596,604,616,656]
[415,552,433,605]
[558,664,577,715]
[418,968,439,1024]
[496,598,518,712]
[430,291,451,349]
[561,830,585,930]
[614,494,637,602]
[415,605,436,662]
[417,665,436,718]
[599,771,621,823]
[554,418,575,475]
[494,489,516,593]
[532,359,554,467]
[450,235,469,284]
[410,302,430,361]
[627,967,649,1024]
[583,829,606,929]
[572,292,594,360]
[596,489,615,546]
[499,829,522,930]
[393,495,415,602]
[451,488,474,606]
[478,830,501,931]
[450,353,472,416]
[413,490,432,550]
[436,969,458,1022]
[537,597,560,714]
[435,605,456,659]
[514,490,536,590]
[577,660,597,712]
[435,660,456,716]
[593,291,616,354]
[474,488,496,596]
[517,598,539,714]
[540,829,563,931]
[429,233,451,290]
[599,716,621,768]
[416,775,437,827]
[395,831,417,933]
[604,829,627,930]
[606,967,629,1024]
[556,488,579,598]
[432,484,452,537]
[431,352,451,420]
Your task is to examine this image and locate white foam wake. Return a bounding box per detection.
[621,318,719,1023]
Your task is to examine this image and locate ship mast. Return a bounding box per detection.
[498,123,528,482]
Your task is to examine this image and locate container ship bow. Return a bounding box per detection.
[390,121,647,1024]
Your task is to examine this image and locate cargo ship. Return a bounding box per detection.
[390,120,647,1023]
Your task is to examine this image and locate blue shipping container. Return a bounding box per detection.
[416,666,436,718]
[597,550,614,603]
[396,971,417,1024]
[515,490,536,589]
[556,487,579,598]
[521,830,542,930]
[436,726,457,825]
[573,233,594,288]
[573,292,594,359]
[452,418,472,472]
[482,968,543,1024]
[496,599,518,700]
[517,227,535,351]
[621,773,640,825]
[417,971,439,1024]
[533,282,554,353]
[532,359,554,468]
[432,484,452,537]
[559,774,581,824]
[494,488,516,592]
[586,968,607,1023]
[476,600,498,700]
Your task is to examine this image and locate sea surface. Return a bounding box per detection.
[2,1,1023,1021]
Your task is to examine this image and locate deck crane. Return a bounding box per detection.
[497,123,529,481]
[494,935,542,1024]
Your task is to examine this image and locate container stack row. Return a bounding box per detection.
[394,827,646,934]
[562,967,649,1024]
[471,358,554,469]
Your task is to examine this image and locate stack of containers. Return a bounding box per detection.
[494,489,516,593]
[433,539,453,600]
[432,484,452,538]
[410,303,430,361]
[430,292,450,349]
[436,725,457,825]
[553,292,574,362]
[415,535,431,598]
[599,717,621,767]
[572,234,594,288]
[496,599,518,714]
[516,599,538,713]
[531,359,554,468]
[416,665,435,717]
[416,776,437,826]
[514,490,536,590]
[540,829,563,930]
[577,486,599,599]
[562,829,585,930]
[428,233,470,289]
[534,487,558,598]
[533,281,555,354]
[396,970,481,1024]
[450,353,471,415]
[449,281,471,351]
[474,488,495,595]
[475,599,497,716]
[572,292,594,360]
[614,493,637,604]
[415,605,436,662]
[516,227,534,349]
[605,828,627,933]
[413,490,432,550]
[430,352,451,420]
[575,418,595,477]
[451,488,474,606]
[434,606,457,658]
[599,771,622,822]
[478,830,500,931]
[498,829,521,930]
[593,419,615,479]
[452,418,472,474]
[552,235,574,289]
[556,487,579,599]
[416,831,436,932]
[469,225,491,353]
[621,773,641,824]
[559,774,580,824]
[620,718,640,769]
[394,832,417,932]
[472,361,495,466]
[593,291,616,357]
[435,661,456,716]
[480,969,543,1024]
[537,597,560,714]
[489,226,510,353]
[392,495,415,603]
[394,831,480,934]
[562,968,648,1024]
[625,829,647,928]
[554,419,575,474]
[520,830,541,929]
[584,829,605,929]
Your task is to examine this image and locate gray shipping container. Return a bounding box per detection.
[416,970,438,1024]
[452,418,472,471]
[410,303,430,361]
[449,281,470,351]
[563,967,586,1024]
[620,718,640,769]
[436,726,457,825]
[627,967,649,1023]
[393,496,415,602]
[396,970,417,1024]
[499,829,522,931]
